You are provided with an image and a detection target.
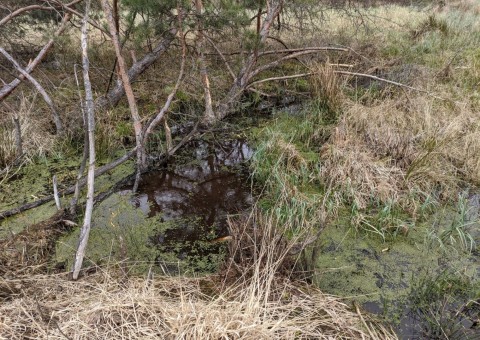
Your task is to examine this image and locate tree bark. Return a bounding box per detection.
[194,0,215,123]
[72,0,95,280]
[100,0,146,193]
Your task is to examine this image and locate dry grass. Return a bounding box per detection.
[320,90,480,211]
[0,94,55,168]
[311,62,344,116]
[436,0,480,15]
[0,211,396,340]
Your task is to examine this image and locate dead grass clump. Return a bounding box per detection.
[320,92,480,211]
[311,62,344,118]
[320,122,404,209]
[0,210,73,278]
[0,211,396,339]
[275,138,308,170]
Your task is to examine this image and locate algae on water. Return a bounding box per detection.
[55,193,162,273]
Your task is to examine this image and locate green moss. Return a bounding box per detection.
[0,202,57,239]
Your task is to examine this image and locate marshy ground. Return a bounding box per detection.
[1,1,480,339]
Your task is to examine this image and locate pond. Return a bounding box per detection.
[55,136,254,274]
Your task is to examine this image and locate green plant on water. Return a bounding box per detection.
[408,269,479,339]
[424,193,477,254]
[439,193,476,253]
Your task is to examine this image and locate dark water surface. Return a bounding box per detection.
[127,138,253,268]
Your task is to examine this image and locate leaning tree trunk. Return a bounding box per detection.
[94,28,177,112]
[72,0,95,280]
[101,0,147,192]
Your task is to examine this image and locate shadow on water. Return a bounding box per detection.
[122,138,253,273]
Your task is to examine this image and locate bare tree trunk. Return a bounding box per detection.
[0,13,71,102]
[0,48,63,134]
[70,64,89,216]
[72,0,95,280]
[101,0,146,193]
[94,29,176,111]
[194,0,215,123]
[215,0,284,121]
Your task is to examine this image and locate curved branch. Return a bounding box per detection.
[0,0,82,27]
[0,13,72,102]
[250,47,348,79]
[0,5,51,27]
[0,48,63,134]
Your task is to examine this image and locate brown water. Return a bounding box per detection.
[125,138,253,270]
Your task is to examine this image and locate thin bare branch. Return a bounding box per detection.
[143,10,186,142]
[0,5,51,27]
[0,13,71,102]
[0,149,136,221]
[215,0,285,120]
[247,72,314,88]
[40,0,111,37]
[0,0,82,27]
[204,34,235,81]
[334,70,448,101]
[250,48,347,79]
[0,48,63,134]
[257,46,349,57]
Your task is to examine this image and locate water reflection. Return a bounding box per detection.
[132,138,253,247]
